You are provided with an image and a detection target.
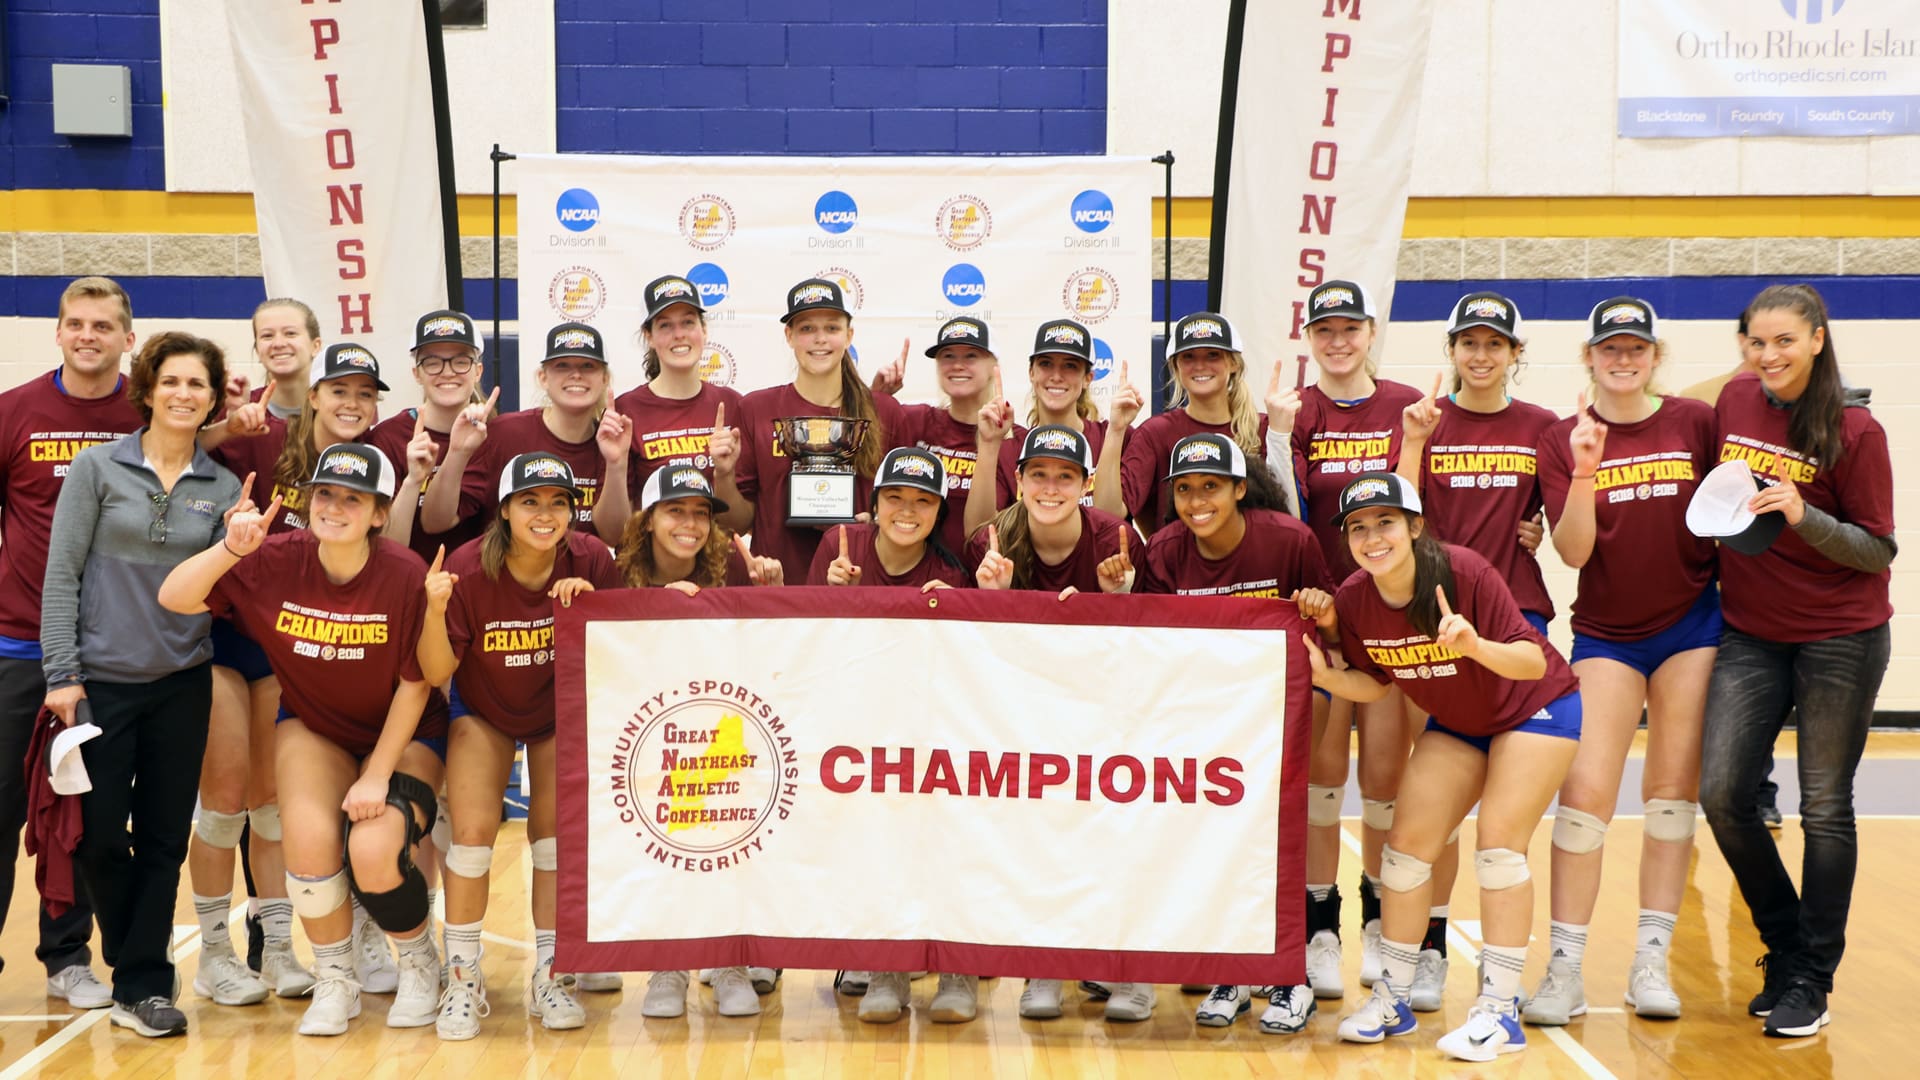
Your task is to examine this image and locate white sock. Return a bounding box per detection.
[393,926,437,962]
[1379,938,1420,998]
[1636,910,1677,959]
[1479,944,1527,1002]
[1429,904,1450,921]
[312,937,355,980]
[444,920,483,974]
[193,892,232,949]
[1307,883,1333,902]
[257,898,295,947]
[1548,920,1588,975]
[535,929,557,976]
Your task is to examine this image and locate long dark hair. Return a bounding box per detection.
[1743,284,1846,467]
[1404,517,1458,642]
[480,491,575,582]
[1160,456,1293,526]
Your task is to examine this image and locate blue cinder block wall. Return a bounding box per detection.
[2,0,164,190]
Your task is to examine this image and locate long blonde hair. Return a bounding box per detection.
[1166,351,1260,457]
[1024,358,1102,426]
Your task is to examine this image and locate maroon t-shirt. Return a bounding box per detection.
[613,381,747,499]
[207,419,315,535]
[963,506,1128,594]
[1539,396,1718,640]
[732,383,907,583]
[444,531,622,740]
[364,410,485,565]
[1134,507,1334,599]
[892,402,984,556]
[1121,409,1269,536]
[1713,373,1893,642]
[0,372,142,640]
[993,419,1116,516]
[1411,398,1558,620]
[1335,545,1579,737]
[804,522,973,589]
[207,533,448,756]
[1294,380,1424,579]
[457,409,609,532]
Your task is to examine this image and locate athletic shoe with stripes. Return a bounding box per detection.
[1019,978,1064,1019]
[1409,949,1449,1012]
[1763,979,1830,1038]
[1337,982,1416,1043]
[642,970,689,1018]
[1194,984,1250,1027]
[1306,930,1344,999]
[1437,997,1526,1061]
[1258,984,1317,1035]
[1521,957,1585,1025]
[193,943,270,1006]
[1626,958,1682,1019]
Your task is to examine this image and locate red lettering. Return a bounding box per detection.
[1323,0,1361,18]
[967,751,1019,797]
[1075,754,1094,801]
[1297,251,1326,290]
[820,746,862,794]
[1097,755,1146,803]
[324,72,342,115]
[1153,757,1196,804]
[336,239,365,280]
[1321,32,1351,72]
[310,18,339,60]
[870,746,913,793]
[1204,758,1246,806]
[1290,300,1309,339]
[1309,140,1337,181]
[1321,86,1339,127]
[326,129,355,170]
[337,292,372,334]
[327,183,364,226]
[918,749,961,796]
[1300,194,1336,235]
[1026,753,1069,799]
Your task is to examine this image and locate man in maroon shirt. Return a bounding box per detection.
[0,277,140,1006]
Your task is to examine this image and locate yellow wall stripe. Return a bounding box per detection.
[0,191,520,237]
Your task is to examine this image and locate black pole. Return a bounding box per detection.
[1207,0,1249,312]
[422,0,463,310]
[490,144,516,396]
[1151,151,1174,338]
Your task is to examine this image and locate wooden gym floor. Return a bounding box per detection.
[0,731,1911,1078]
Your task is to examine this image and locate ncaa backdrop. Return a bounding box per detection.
[554,588,1312,984]
[515,155,1153,416]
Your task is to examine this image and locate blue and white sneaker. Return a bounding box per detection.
[1436,996,1527,1062]
[1336,982,1417,1043]
[1194,984,1250,1027]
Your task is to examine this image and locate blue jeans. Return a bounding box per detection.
[1699,624,1889,992]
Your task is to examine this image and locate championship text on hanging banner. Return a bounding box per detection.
[553,587,1311,985]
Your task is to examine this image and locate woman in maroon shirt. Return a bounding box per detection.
[160,443,450,1039]
[867,316,1002,557]
[1313,472,1579,1063]
[1699,285,1895,1039]
[417,453,618,1040]
[809,447,970,591]
[612,274,746,498]
[366,310,490,563]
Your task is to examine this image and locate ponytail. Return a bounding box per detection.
[1404,521,1457,641]
[840,354,884,479]
[274,401,320,497]
[988,501,1038,591]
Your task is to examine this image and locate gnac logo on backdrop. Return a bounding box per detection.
[941,263,986,307]
[556,188,599,232]
[814,191,858,233]
[685,263,730,309]
[1780,0,1845,23]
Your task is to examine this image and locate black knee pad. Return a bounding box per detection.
[344,771,436,933]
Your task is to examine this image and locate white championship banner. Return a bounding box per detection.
[555,588,1311,984]
[226,1,450,364]
[1216,0,1435,375]
[514,154,1152,417]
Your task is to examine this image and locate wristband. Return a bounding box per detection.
[222,540,245,558]
[1570,472,1595,480]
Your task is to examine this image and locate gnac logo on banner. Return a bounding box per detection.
[556,188,599,233]
[1780,0,1845,23]
[686,263,730,308]
[815,191,858,234]
[942,264,986,307]
[1070,190,1114,234]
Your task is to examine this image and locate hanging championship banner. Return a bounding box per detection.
[225,2,450,364]
[554,588,1310,984]
[1619,0,1920,137]
[514,154,1152,419]
[1213,0,1435,372]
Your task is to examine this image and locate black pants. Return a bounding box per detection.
[0,655,96,976]
[74,665,213,1005]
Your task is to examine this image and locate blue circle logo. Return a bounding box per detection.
[941,264,986,307]
[556,188,600,233]
[1780,0,1844,23]
[1070,190,1114,234]
[685,263,729,308]
[814,190,858,234]
[1091,337,1115,381]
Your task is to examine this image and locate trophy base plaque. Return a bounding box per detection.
[787,471,858,527]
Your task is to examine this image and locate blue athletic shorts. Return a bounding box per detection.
[1570,585,1722,678]
[1424,690,1583,754]
[210,618,273,683]
[445,681,472,721]
[275,705,448,762]
[1523,611,1550,638]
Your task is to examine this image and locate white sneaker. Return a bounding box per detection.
[1436,996,1526,1061]
[1078,979,1113,1001]
[574,971,624,992]
[698,968,716,986]
[259,941,317,997]
[929,973,978,1023]
[1104,982,1154,1022]
[353,916,398,994]
[193,943,270,1006]
[642,970,689,1018]
[1306,930,1344,999]
[1358,919,1383,987]
[46,964,112,1009]
[435,968,489,1040]
[1019,978,1064,1019]
[1625,957,1682,1019]
[1521,958,1585,1026]
[1258,983,1317,1035]
[711,966,761,1016]
[858,971,910,1023]
[1409,949,1449,1012]
[1195,984,1250,1027]
[748,967,780,994]
[387,943,442,1027]
[530,971,586,1030]
[1337,982,1417,1043]
[298,975,362,1036]
[836,970,871,996]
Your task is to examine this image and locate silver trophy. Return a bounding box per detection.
[777,416,871,527]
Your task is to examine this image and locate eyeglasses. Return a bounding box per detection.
[416,354,478,375]
[148,491,170,545]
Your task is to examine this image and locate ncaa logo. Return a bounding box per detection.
[555,188,599,233]
[942,263,986,307]
[1091,337,1115,381]
[685,262,730,308]
[1070,190,1114,234]
[814,190,858,234]
[1780,0,1844,23]
[698,342,737,387]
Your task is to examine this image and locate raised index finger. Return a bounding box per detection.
[483,384,501,413]
[413,410,426,438]
[1576,388,1589,416]
[1428,371,1443,402]
[987,523,999,554]
[1269,358,1284,396]
[714,401,726,430]
[428,544,445,574]
[259,375,276,402]
[1118,523,1130,561]
[838,523,848,559]
[1435,583,1454,620]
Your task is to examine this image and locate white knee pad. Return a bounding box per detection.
[286,869,348,919]
[1474,848,1530,891]
[1379,845,1433,893]
[247,803,282,842]
[1307,784,1343,827]
[1643,799,1699,842]
[1551,806,1609,855]
[443,844,494,879]
[1361,798,1395,831]
[529,836,558,873]
[195,807,247,848]
[431,798,451,854]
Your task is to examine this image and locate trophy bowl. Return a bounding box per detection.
[775,416,870,467]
